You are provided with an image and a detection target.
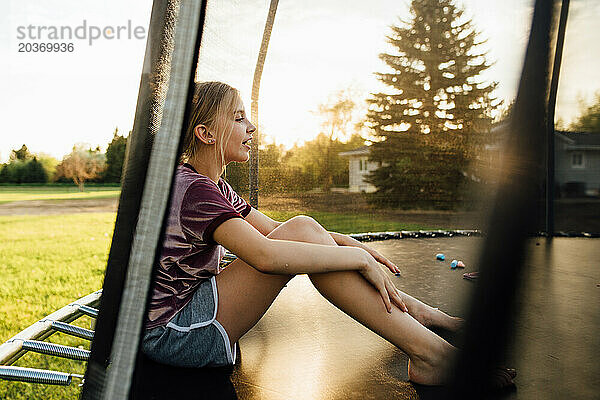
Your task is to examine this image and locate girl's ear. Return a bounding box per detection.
[193,124,215,144]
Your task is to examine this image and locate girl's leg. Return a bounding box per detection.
[287,219,456,384]
[214,216,326,345]
[307,270,455,385]
[215,215,455,385]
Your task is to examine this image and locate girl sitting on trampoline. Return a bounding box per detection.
[142,81,466,386]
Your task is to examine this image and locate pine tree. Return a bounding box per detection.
[366,0,499,208]
[103,128,128,183]
[0,164,10,183]
[21,157,48,183]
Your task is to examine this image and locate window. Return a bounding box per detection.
[571,152,584,168]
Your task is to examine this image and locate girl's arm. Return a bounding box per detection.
[329,232,401,274]
[243,208,400,274]
[244,208,282,236]
[213,217,406,313]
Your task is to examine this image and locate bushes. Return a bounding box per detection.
[0,158,48,184]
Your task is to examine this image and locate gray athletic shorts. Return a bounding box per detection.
[142,276,236,368]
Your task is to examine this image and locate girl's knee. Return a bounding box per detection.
[270,215,330,243]
[287,215,320,229]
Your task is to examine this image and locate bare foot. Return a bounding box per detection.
[407,343,455,385]
[409,360,517,390]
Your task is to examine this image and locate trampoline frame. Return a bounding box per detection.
[0,291,100,385]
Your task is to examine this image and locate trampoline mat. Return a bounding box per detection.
[131,237,600,400]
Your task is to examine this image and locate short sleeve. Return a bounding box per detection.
[219,178,252,217]
[180,179,243,244]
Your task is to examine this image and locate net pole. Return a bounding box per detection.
[447,0,556,397]
[546,0,570,237]
[249,0,279,208]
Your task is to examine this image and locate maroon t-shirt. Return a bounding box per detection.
[145,163,251,329]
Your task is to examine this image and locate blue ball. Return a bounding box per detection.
[436,253,445,261]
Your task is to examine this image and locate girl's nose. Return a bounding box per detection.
[248,122,256,133]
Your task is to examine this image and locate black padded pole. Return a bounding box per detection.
[82,1,186,397]
[83,0,208,398]
[446,0,556,398]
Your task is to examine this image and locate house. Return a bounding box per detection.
[338,146,378,193]
[339,131,600,197]
[555,131,600,197]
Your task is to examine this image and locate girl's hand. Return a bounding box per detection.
[365,246,401,275]
[359,255,408,313]
[329,232,401,275]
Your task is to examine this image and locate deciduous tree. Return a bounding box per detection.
[571,92,600,132]
[56,145,106,191]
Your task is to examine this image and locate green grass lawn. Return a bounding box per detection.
[0,205,434,399]
[0,186,121,204]
[263,210,432,234]
[0,213,114,400]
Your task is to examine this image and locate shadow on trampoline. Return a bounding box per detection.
[131,354,237,400]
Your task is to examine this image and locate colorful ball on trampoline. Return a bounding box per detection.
[450,260,458,269]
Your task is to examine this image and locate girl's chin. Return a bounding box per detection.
[232,154,250,163]
[225,150,250,164]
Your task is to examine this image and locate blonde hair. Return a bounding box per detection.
[180,81,242,170]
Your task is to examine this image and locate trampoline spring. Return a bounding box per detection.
[77,305,99,318]
[560,231,598,238]
[455,230,481,237]
[21,340,90,361]
[347,229,486,242]
[580,232,600,238]
[0,366,76,386]
[51,321,94,340]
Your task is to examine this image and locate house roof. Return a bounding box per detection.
[338,145,370,157]
[488,124,600,151]
[555,131,600,150]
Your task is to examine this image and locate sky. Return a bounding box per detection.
[1,0,599,162]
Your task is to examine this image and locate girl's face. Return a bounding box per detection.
[223,104,256,164]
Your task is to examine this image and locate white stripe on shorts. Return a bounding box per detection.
[164,276,236,364]
[165,276,219,332]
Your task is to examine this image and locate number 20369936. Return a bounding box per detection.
[18,42,74,52]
